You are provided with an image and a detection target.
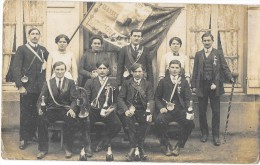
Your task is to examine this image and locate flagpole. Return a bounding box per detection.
[69,2,96,43]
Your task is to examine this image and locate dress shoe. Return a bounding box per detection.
[37,151,47,159]
[85,145,93,157]
[165,144,173,156]
[200,134,208,143]
[106,153,114,161]
[125,148,135,162]
[213,136,221,146]
[19,140,28,150]
[172,144,180,156]
[138,147,148,160]
[65,149,73,158]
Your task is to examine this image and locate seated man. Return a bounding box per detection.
[117,63,154,161]
[36,61,78,159]
[83,61,121,161]
[154,60,195,156]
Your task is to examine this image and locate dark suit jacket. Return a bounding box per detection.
[13,44,49,93]
[117,78,155,115]
[84,77,119,110]
[116,45,153,86]
[191,48,233,97]
[37,77,77,112]
[155,75,191,114]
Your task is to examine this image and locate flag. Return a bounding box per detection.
[82,2,183,54]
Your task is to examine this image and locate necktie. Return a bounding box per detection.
[134,46,137,51]
[58,79,61,92]
[205,49,209,53]
[100,78,104,85]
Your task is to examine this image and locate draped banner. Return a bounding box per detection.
[82,2,183,54]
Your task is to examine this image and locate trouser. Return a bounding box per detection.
[198,80,220,137]
[89,109,121,145]
[78,116,91,149]
[38,109,78,152]
[20,93,39,141]
[155,109,195,147]
[124,109,149,148]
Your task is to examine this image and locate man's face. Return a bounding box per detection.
[28,30,40,44]
[170,40,181,53]
[202,36,213,49]
[54,64,66,79]
[131,67,144,80]
[168,64,181,76]
[57,38,68,51]
[91,39,102,51]
[130,32,142,45]
[96,64,109,78]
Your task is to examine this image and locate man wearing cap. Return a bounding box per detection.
[13,27,49,150]
[191,32,234,146]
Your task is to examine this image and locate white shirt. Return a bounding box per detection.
[55,77,64,89]
[204,47,213,58]
[131,44,139,51]
[170,75,179,84]
[134,78,141,85]
[98,76,107,85]
[28,41,38,48]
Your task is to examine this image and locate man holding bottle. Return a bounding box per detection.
[36,61,78,159]
[154,60,195,156]
[117,63,155,161]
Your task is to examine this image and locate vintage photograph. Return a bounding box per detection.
[1,0,259,163]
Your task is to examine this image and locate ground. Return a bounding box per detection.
[1,128,259,164]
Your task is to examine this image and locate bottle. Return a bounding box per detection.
[146,103,151,122]
[186,100,194,120]
[41,96,46,114]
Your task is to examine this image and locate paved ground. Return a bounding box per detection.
[1,128,259,164]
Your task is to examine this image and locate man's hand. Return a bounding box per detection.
[67,109,76,118]
[160,108,168,114]
[38,109,43,116]
[90,72,98,78]
[210,83,216,90]
[104,107,115,117]
[192,88,196,93]
[18,86,27,95]
[147,115,152,122]
[125,110,135,117]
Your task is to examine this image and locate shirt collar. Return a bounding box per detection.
[133,78,141,85]
[204,47,213,53]
[98,76,107,81]
[131,44,139,50]
[55,77,64,82]
[28,41,38,48]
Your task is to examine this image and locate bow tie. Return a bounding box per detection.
[173,53,179,56]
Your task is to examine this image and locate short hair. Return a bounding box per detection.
[130,29,142,36]
[130,63,145,72]
[55,34,70,44]
[53,61,67,71]
[201,32,214,41]
[169,37,182,47]
[90,35,103,45]
[96,61,109,68]
[28,27,40,35]
[169,60,181,68]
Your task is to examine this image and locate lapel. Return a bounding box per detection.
[165,75,174,90]
[50,78,59,96]
[126,45,136,65]
[94,77,101,91]
[60,77,69,94]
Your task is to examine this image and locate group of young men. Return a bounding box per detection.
[12,27,234,161]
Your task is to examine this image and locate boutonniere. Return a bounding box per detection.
[213,55,217,66]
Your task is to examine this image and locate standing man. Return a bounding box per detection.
[191,32,234,146]
[84,61,121,161]
[36,61,78,159]
[116,29,153,87]
[117,63,154,161]
[155,60,194,156]
[79,35,113,87]
[13,27,49,150]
